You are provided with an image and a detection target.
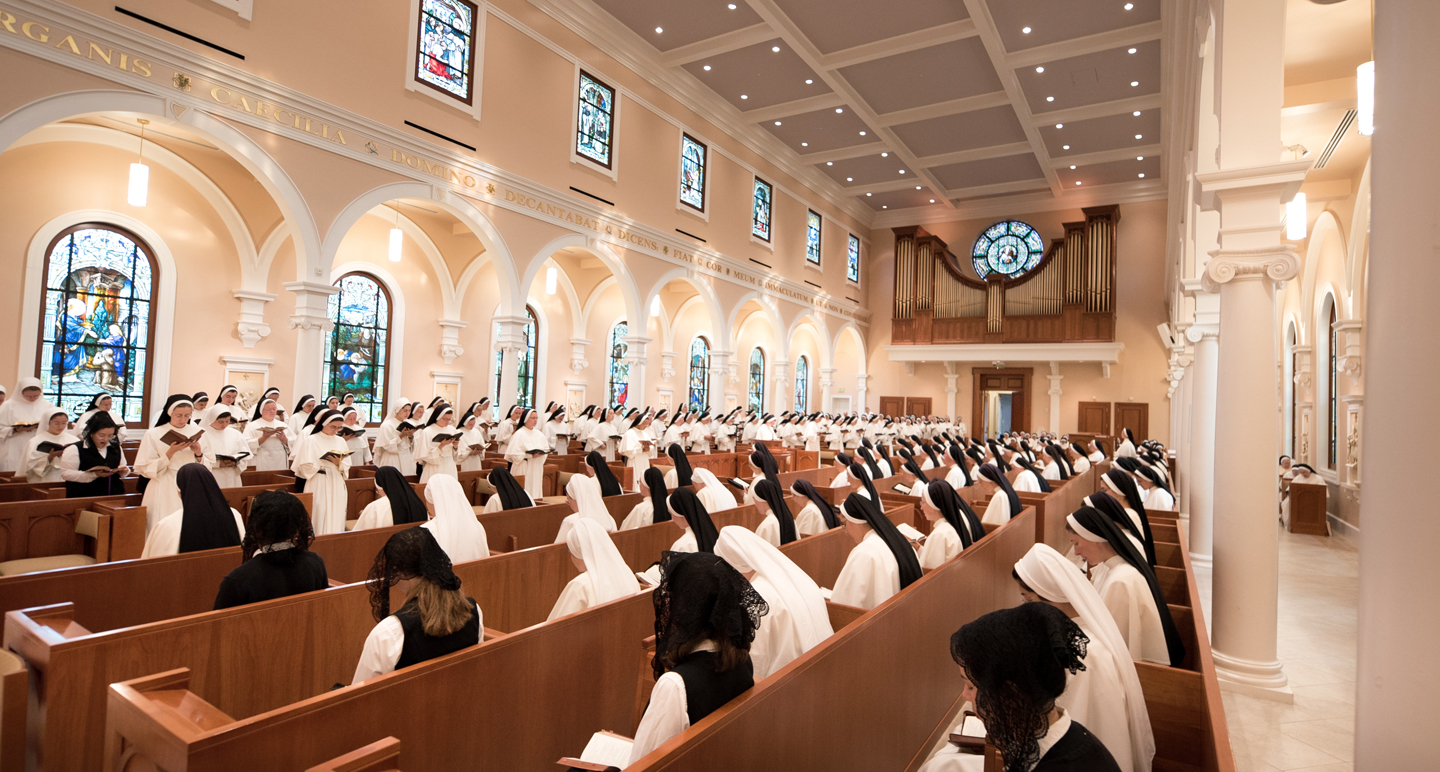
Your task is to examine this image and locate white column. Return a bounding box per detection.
[771,360,791,413]
[820,367,836,413]
[1175,356,1195,517]
[856,374,870,413]
[709,350,731,413]
[492,314,528,409]
[438,319,466,365]
[944,364,959,419]
[1357,3,1440,765]
[1046,361,1063,435]
[622,335,652,409]
[282,281,337,399]
[1290,346,1314,463]
[232,290,276,349]
[1184,321,1218,567]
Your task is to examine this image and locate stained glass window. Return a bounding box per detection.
[38,226,156,424]
[492,306,538,411]
[805,210,822,264]
[415,0,478,103]
[577,71,616,169]
[322,273,390,423]
[608,321,629,408]
[688,336,710,411]
[971,220,1046,280]
[794,355,809,413]
[748,348,765,413]
[680,134,707,212]
[847,234,861,283]
[1328,300,1337,468]
[752,178,773,242]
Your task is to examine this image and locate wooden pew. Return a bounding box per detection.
[305,737,402,772]
[0,649,25,772]
[1017,465,1096,554]
[475,495,642,554]
[0,492,141,563]
[1287,480,1329,536]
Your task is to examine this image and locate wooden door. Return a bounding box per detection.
[970,368,1033,435]
[905,397,932,417]
[879,396,906,417]
[1077,402,1111,435]
[1114,402,1149,442]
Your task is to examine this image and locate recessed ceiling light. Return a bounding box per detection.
[915,186,921,190]
[741,94,748,99]
[772,46,781,53]
[703,65,712,71]
[835,108,844,113]
[801,142,809,146]
[1022,26,1032,33]
[774,121,782,126]
[728,2,736,7]
[826,161,833,166]
[1131,81,1139,87]
[1075,181,1082,185]
[866,192,872,196]
[1070,165,1076,169]
[1036,66,1045,73]
[1128,48,1137,54]
[1138,173,1146,178]
[930,199,935,203]
[805,79,813,84]
[1062,144,1071,150]
[1137,156,1143,160]
[655,26,663,33]
[1135,134,1143,139]
[1133,111,1142,116]
[883,205,888,209]
[1046,96,1055,102]
[1055,123,1064,129]
[859,131,867,136]
[881,152,889,157]
[847,177,853,181]
[1124,2,1134,9]
[899,169,906,174]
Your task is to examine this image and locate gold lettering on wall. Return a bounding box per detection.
[0,10,153,77]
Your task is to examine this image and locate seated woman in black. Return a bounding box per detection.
[948,603,1121,772]
[351,527,481,683]
[628,551,768,765]
[214,490,328,609]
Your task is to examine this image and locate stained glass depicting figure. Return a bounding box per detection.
[680,134,707,211]
[752,178,773,241]
[847,234,861,283]
[38,226,156,423]
[971,220,1046,279]
[322,274,389,422]
[748,348,765,412]
[794,355,809,413]
[688,336,710,411]
[805,210,822,264]
[416,0,477,101]
[492,306,539,411]
[608,321,629,407]
[577,71,615,167]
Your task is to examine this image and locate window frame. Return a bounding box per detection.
[404,0,486,119]
[804,209,823,266]
[846,233,862,285]
[607,319,630,408]
[750,176,774,250]
[322,271,393,425]
[747,347,766,413]
[34,223,160,428]
[794,354,809,413]
[572,67,619,177]
[687,335,711,411]
[677,131,709,218]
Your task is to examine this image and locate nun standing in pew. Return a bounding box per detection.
[546,518,643,621]
[621,467,669,530]
[829,488,923,610]
[354,466,431,531]
[555,474,618,543]
[1012,544,1156,772]
[59,411,128,497]
[1066,506,1186,668]
[480,464,534,512]
[353,527,483,684]
[75,393,125,437]
[340,408,372,466]
[141,465,246,558]
[620,413,653,490]
[415,404,461,483]
[214,490,328,610]
[244,398,291,472]
[917,479,984,571]
[979,462,1024,526]
[134,395,206,534]
[504,408,550,501]
[714,525,832,679]
[292,410,352,535]
[422,474,489,564]
[372,397,413,472]
[750,478,799,548]
[0,378,57,470]
[457,409,487,473]
[628,551,767,766]
[288,394,318,440]
[790,479,839,536]
[22,407,79,482]
[200,406,250,488]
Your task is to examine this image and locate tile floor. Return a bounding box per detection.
[1193,526,1359,772]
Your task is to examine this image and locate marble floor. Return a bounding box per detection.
[1193,525,1359,772]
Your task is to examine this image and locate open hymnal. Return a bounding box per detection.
[729,477,750,490]
[161,429,202,445]
[339,427,366,439]
[320,449,355,461]
[892,483,912,495]
[896,522,926,543]
[10,422,39,430]
[35,440,78,454]
[216,452,252,463]
[558,730,633,771]
[949,713,988,752]
[431,432,463,443]
[398,421,421,432]
[608,434,623,440]
[527,448,549,456]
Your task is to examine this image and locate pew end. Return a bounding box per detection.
[104,668,237,772]
[306,736,402,772]
[824,600,866,631]
[634,634,658,729]
[0,650,26,772]
[5,602,93,658]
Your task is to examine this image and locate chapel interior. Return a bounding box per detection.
[0,0,1430,769]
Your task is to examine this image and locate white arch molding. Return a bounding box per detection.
[327,262,407,407]
[726,292,787,362]
[519,234,644,329]
[19,211,179,424]
[641,267,727,350]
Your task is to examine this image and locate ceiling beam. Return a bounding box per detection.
[960,0,1064,196]
[1005,20,1163,69]
[943,178,1052,199]
[816,19,979,70]
[915,142,1034,168]
[856,178,933,194]
[1032,93,1163,126]
[740,92,847,123]
[658,23,776,67]
[874,91,1010,127]
[797,142,891,165]
[1051,144,1161,168]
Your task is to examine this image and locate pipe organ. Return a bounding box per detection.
[891,206,1118,345]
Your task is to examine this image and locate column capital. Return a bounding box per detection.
[1184,323,1219,343]
[1201,245,1300,292]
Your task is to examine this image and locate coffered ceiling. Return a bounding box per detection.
[552,0,1169,222]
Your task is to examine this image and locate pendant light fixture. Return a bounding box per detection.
[127,118,150,207]
[545,265,558,295]
[388,202,403,262]
[1286,192,1308,240]
[1357,0,1374,136]
[650,295,661,317]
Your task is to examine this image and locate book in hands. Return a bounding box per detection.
[949,713,988,752]
[36,440,78,454]
[11,422,39,430]
[431,432,463,443]
[320,450,355,462]
[339,427,366,438]
[161,429,202,445]
[729,477,750,490]
[527,448,550,456]
[216,452,252,463]
[559,730,634,771]
[608,434,623,440]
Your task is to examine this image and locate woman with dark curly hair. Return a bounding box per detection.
[628,551,767,765]
[938,603,1121,772]
[351,527,481,683]
[213,490,327,609]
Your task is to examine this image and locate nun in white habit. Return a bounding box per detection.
[340,408,372,466]
[554,473,617,543]
[457,410,487,472]
[22,408,79,483]
[691,467,737,513]
[1014,543,1155,772]
[547,517,642,621]
[504,408,550,500]
[589,408,621,462]
[828,489,922,610]
[714,525,833,679]
[134,395,206,534]
[620,414,653,490]
[199,406,250,488]
[291,410,352,536]
[0,377,57,472]
[243,399,291,471]
[422,473,490,563]
[414,405,461,483]
[372,398,413,471]
[76,393,126,437]
[978,463,1024,526]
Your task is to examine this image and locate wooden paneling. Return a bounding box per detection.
[1288,482,1329,536]
[970,368,1032,436]
[1078,402,1112,435]
[905,398,932,417]
[0,493,139,562]
[1114,402,1149,443]
[878,397,906,418]
[1001,314,1064,343]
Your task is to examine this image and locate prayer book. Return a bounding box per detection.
[339,427,366,438]
[321,449,355,461]
[558,730,633,770]
[729,477,749,490]
[430,432,463,443]
[892,483,912,494]
[949,713,988,752]
[216,452,252,463]
[608,434,623,440]
[527,448,550,456]
[399,421,421,431]
[896,522,925,542]
[11,422,38,430]
[161,429,202,445]
[35,440,78,454]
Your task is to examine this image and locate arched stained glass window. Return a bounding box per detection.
[608,321,629,408]
[794,355,809,413]
[492,305,539,411]
[972,220,1046,280]
[688,336,710,411]
[748,348,765,412]
[1328,300,1338,468]
[38,225,157,424]
[415,0,479,103]
[323,273,391,423]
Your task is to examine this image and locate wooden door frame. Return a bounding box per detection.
[1113,402,1149,442]
[1077,401,1112,435]
[971,367,1033,437]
